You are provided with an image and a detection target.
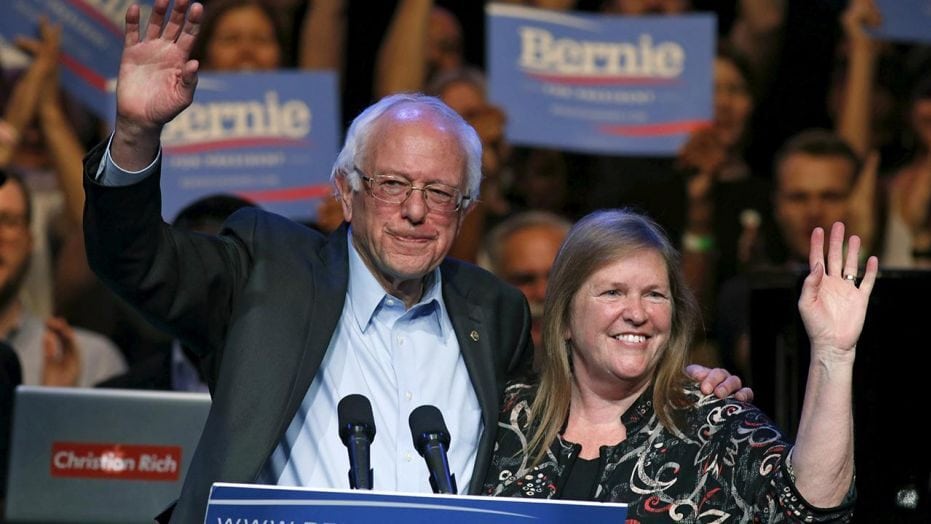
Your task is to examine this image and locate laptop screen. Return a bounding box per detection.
[4,386,210,523]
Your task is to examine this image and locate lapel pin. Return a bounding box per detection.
[469,330,480,342]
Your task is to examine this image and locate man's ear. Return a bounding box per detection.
[333,171,354,222]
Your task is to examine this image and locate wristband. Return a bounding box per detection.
[682,231,714,253]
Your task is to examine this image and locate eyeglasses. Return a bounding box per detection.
[356,168,470,214]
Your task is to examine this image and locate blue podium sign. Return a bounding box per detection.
[487,4,714,156]
[205,483,627,523]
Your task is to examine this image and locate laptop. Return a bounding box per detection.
[4,386,211,523]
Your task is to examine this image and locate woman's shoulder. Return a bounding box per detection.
[681,384,783,438]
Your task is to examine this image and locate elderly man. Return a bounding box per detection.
[84,2,747,522]
[85,3,527,522]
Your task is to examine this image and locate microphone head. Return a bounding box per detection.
[338,394,376,444]
[408,405,451,453]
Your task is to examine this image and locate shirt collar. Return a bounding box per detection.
[346,228,446,334]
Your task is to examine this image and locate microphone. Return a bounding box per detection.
[337,394,376,490]
[409,405,457,494]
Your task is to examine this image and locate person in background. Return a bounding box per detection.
[0,172,124,387]
[675,46,772,332]
[189,0,344,73]
[481,211,571,352]
[486,209,874,522]
[716,129,868,378]
[884,77,931,268]
[375,0,465,98]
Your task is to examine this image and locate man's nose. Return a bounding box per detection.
[400,189,429,223]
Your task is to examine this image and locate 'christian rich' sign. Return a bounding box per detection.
[160,71,340,222]
[487,5,714,156]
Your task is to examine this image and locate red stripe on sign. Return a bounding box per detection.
[237,184,332,203]
[66,0,124,37]
[50,442,182,481]
[60,53,108,91]
[164,137,312,155]
[598,120,708,137]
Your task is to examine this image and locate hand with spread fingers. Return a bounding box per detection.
[791,221,878,507]
[111,0,204,170]
[799,221,878,360]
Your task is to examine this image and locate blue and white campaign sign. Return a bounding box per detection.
[0,0,153,118]
[871,0,931,44]
[160,71,340,222]
[206,483,628,523]
[487,5,714,156]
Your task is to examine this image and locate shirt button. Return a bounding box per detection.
[405,391,412,401]
[386,299,394,306]
[404,452,413,462]
[397,336,404,346]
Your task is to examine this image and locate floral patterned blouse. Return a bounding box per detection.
[483,382,855,523]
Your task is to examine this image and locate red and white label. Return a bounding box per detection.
[50,442,182,481]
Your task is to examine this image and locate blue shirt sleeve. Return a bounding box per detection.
[94,133,161,186]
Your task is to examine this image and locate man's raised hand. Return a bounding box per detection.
[112,0,203,169]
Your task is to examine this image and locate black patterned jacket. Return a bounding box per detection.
[484,382,855,523]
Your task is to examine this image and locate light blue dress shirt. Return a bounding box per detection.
[260,230,482,493]
[98,145,483,493]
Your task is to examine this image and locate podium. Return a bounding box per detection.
[206,483,628,523]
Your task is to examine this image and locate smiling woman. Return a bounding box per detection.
[485,209,876,523]
[189,0,288,71]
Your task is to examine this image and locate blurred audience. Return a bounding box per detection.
[884,77,931,268]
[481,211,571,353]
[717,129,869,378]
[0,172,124,387]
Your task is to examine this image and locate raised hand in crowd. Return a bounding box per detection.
[837,0,882,157]
[0,17,61,168]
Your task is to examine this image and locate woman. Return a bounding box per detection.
[190,0,289,71]
[485,209,876,521]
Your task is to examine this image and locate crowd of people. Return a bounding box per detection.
[0,0,924,521]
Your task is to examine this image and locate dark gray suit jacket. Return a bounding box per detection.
[82,143,532,524]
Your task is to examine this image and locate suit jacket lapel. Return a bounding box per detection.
[279,224,351,433]
[442,262,498,494]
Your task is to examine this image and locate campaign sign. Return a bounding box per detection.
[487,5,714,156]
[160,71,340,222]
[871,0,931,44]
[0,0,152,118]
[206,483,628,523]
